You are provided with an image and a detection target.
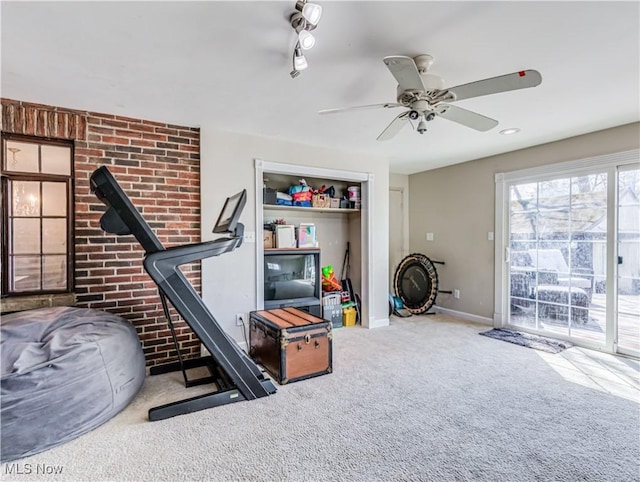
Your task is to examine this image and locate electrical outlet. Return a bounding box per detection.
[426,232,434,241]
[454,289,460,299]
[236,313,246,326]
[244,231,255,243]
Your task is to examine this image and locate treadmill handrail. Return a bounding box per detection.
[151,236,242,269]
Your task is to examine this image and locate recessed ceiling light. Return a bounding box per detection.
[499,128,521,135]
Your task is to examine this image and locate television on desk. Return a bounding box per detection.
[264,248,321,317]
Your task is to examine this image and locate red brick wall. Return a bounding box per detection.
[1,99,201,365]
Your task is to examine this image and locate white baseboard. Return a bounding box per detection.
[366,317,390,329]
[432,306,493,325]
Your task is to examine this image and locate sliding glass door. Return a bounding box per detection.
[497,150,639,358]
[616,167,640,355]
[508,173,607,346]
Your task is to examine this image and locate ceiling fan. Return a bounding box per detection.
[319,54,542,140]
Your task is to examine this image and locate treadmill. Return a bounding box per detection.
[90,166,276,421]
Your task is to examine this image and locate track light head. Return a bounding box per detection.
[293,48,308,71]
[296,1,322,26]
[298,29,315,50]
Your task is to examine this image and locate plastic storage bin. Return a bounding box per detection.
[322,293,342,328]
[343,307,356,327]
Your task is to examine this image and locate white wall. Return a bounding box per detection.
[200,128,389,343]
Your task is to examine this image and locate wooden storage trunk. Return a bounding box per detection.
[249,307,333,385]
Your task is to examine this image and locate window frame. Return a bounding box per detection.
[1,133,75,297]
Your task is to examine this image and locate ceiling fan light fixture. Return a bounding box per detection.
[297,1,322,26]
[298,29,315,50]
[417,119,428,135]
[499,127,521,135]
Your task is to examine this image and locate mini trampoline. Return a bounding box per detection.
[393,253,441,314]
[1,306,145,462]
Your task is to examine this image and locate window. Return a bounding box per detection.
[1,134,74,296]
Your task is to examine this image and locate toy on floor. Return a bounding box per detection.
[321,265,342,292]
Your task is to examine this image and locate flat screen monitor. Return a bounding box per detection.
[213,189,247,234]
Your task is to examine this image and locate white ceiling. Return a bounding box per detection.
[2,1,639,174]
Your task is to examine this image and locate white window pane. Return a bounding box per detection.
[5,141,38,173]
[12,181,41,217]
[12,218,40,254]
[42,218,67,254]
[571,174,607,195]
[619,205,640,234]
[619,169,640,199]
[41,145,71,175]
[510,183,538,212]
[539,178,570,208]
[12,256,41,292]
[43,255,67,290]
[538,211,570,240]
[42,182,67,216]
[510,213,537,238]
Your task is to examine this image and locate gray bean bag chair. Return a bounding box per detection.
[1,306,145,462]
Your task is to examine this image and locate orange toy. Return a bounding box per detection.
[321,265,342,292]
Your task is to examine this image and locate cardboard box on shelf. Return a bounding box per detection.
[263,230,274,249]
[330,198,340,208]
[275,225,296,248]
[312,194,331,208]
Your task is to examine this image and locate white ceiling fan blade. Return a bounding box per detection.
[319,103,403,115]
[377,112,410,141]
[446,70,542,102]
[435,104,499,132]
[383,56,425,92]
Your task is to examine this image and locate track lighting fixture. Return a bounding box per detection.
[289,1,322,78]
